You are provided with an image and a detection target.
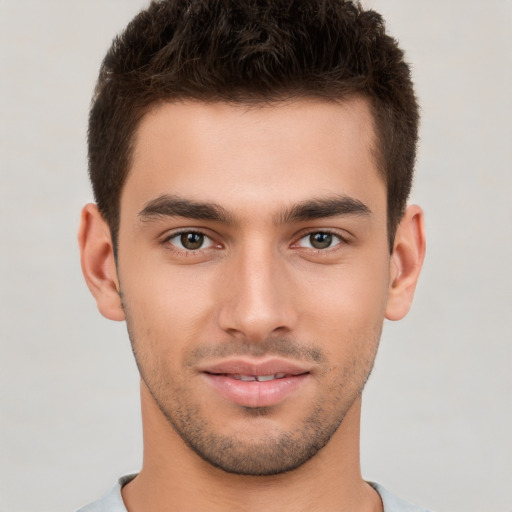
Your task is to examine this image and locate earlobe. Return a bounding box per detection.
[78,204,125,321]
[385,205,426,321]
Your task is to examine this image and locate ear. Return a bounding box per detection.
[385,204,426,321]
[78,203,125,321]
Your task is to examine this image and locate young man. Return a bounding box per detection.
[78,1,427,511]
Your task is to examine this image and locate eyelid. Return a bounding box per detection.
[161,228,220,252]
[292,229,350,249]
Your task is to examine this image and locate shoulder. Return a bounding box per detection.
[369,482,434,512]
[76,474,136,512]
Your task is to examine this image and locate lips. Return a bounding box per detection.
[199,358,310,408]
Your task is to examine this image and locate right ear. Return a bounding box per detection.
[78,204,125,321]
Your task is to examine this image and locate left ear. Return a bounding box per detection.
[385,204,426,321]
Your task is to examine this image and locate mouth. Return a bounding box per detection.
[218,373,289,382]
[199,359,311,408]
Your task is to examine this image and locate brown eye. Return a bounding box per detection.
[309,232,333,249]
[296,232,342,250]
[180,232,204,250]
[167,231,215,251]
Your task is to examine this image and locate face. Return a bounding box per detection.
[116,98,392,475]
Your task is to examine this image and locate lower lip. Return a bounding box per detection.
[203,374,309,408]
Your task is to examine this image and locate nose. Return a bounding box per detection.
[217,242,298,342]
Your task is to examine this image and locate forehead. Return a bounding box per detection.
[122,98,385,220]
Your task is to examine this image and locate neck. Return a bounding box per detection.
[122,381,382,512]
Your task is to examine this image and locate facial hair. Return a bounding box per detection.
[124,304,381,476]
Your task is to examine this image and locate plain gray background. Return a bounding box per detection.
[1,1,511,511]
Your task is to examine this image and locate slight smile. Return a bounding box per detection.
[199,358,311,408]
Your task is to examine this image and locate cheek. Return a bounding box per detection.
[298,256,389,356]
[120,263,218,351]
[302,257,389,322]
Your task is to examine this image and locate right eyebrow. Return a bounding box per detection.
[138,194,234,224]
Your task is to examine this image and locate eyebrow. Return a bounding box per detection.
[279,195,371,223]
[139,195,234,223]
[138,194,371,225]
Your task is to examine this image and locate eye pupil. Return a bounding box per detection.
[310,232,332,249]
[181,232,204,250]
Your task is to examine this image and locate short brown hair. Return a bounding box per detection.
[88,0,419,249]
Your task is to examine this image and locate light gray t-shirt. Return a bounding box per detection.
[77,475,432,512]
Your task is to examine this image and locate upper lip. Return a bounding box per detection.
[198,358,311,377]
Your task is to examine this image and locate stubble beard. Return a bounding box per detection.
[124,312,381,476]
[143,377,349,476]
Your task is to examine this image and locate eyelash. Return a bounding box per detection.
[293,230,349,251]
[162,230,219,253]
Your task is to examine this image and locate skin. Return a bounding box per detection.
[79,97,425,512]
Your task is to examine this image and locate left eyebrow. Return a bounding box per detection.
[279,195,372,224]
